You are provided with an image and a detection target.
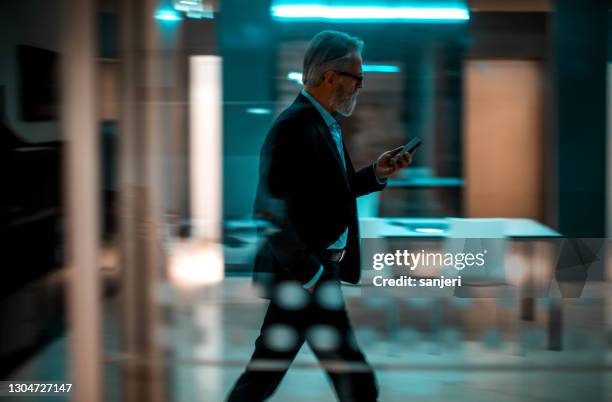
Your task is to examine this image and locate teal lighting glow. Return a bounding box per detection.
[287,72,304,84]
[271,3,470,23]
[363,64,400,73]
[246,108,272,115]
[287,64,400,84]
[174,0,214,19]
[155,9,182,21]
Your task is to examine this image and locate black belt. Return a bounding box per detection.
[319,249,346,263]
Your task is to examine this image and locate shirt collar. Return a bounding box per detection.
[301,89,339,130]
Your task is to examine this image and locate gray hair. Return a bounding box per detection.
[302,30,364,87]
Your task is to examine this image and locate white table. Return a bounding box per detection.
[357,217,564,350]
[358,217,560,238]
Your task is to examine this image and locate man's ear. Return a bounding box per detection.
[322,70,335,85]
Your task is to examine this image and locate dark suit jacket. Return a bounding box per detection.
[253,93,386,296]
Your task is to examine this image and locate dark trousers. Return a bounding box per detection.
[227,263,378,402]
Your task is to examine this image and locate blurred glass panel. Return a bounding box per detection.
[2,1,612,402]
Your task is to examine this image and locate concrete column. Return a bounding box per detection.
[118,0,172,401]
[61,0,102,400]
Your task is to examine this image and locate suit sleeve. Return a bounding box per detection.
[351,163,387,197]
[255,118,323,285]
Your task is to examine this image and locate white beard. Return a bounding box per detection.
[331,89,358,117]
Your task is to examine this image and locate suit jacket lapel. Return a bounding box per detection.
[293,93,352,190]
[311,109,352,189]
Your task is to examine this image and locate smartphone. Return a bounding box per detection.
[399,137,422,156]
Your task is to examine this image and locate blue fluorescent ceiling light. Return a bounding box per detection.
[270,1,470,22]
[155,9,183,21]
[287,64,400,83]
[363,64,400,73]
[174,0,214,19]
[287,72,305,84]
[246,108,273,115]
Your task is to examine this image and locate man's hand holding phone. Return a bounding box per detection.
[375,137,421,180]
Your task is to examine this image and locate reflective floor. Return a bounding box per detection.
[8,277,612,402]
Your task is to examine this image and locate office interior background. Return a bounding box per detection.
[0,0,611,401]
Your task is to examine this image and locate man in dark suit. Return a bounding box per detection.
[227,30,413,402]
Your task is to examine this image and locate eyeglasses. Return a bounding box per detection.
[335,70,364,86]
